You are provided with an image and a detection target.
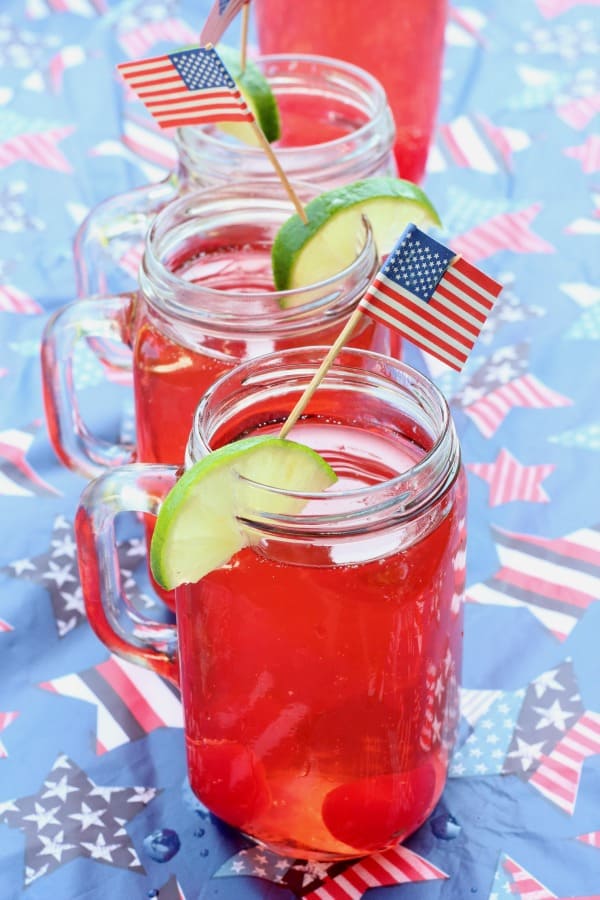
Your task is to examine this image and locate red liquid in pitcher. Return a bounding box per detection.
[254,0,447,183]
[176,422,466,859]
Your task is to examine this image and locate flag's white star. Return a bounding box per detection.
[42,561,76,589]
[506,737,547,771]
[23,803,61,831]
[88,785,123,803]
[69,801,106,831]
[10,558,36,575]
[42,775,79,803]
[37,830,77,862]
[51,534,77,558]
[532,667,565,698]
[81,832,121,862]
[533,699,575,732]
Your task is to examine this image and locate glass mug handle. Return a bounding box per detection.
[41,294,136,479]
[73,176,178,296]
[75,464,180,685]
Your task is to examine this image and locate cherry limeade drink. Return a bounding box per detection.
[176,421,466,859]
[253,0,447,183]
[133,245,381,466]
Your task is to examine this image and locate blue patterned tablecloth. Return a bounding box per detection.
[1,2,600,898]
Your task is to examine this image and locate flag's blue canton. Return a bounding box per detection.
[382,224,456,303]
[168,47,236,92]
[219,0,232,12]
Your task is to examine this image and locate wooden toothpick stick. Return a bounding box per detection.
[278,306,364,439]
[249,121,308,223]
[239,1,250,73]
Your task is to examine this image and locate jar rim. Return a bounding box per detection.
[186,347,461,534]
[174,51,391,158]
[140,181,379,329]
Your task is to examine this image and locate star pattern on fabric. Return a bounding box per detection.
[0,422,59,497]
[451,342,572,438]
[0,754,160,887]
[452,660,600,815]
[466,522,600,641]
[564,134,600,174]
[467,448,555,506]
[2,514,152,637]
[214,843,447,897]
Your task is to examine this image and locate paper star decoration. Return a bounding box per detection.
[0,754,159,887]
[156,873,187,899]
[452,341,571,437]
[0,422,59,497]
[577,831,600,849]
[0,710,19,757]
[451,660,600,816]
[467,448,555,506]
[564,134,600,174]
[0,110,74,173]
[214,843,448,897]
[466,522,600,641]
[2,514,152,637]
[489,852,600,899]
[451,203,555,262]
[431,113,530,175]
[40,653,183,754]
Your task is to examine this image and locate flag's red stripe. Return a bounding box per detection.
[366,291,472,357]
[428,292,484,336]
[97,657,165,732]
[126,72,181,91]
[363,299,468,370]
[440,267,497,312]
[144,89,236,106]
[156,112,253,127]
[117,55,170,74]
[432,278,491,321]
[374,279,476,350]
[496,565,594,609]
[530,764,576,805]
[453,254,503,296]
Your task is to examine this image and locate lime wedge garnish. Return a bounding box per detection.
[271,176,442,299]
[216,44,281,145]
[150,436,336,590]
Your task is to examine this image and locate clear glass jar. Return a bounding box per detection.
[75,345,466,861]
[75,53,397,296]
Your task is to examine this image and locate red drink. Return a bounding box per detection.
[253,0,448,183]
[133,246,380,466]
[177,422,465,858]
[76,347,465,861]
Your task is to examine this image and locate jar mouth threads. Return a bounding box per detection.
[186,346,461,535]
[174,53,396,188]
[139,182,379,336]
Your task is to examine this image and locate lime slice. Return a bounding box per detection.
[216,44,281,145]
[271,177,442,299]
[150,436,336,590]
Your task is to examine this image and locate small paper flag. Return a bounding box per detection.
[358,224,503,371]
[117,45,254,130]
[200,0,249,45]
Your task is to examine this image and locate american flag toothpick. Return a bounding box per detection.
[117,44,308,220]
[279,223,502,438]
[359,223,503,372]
[117,45,253,130]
